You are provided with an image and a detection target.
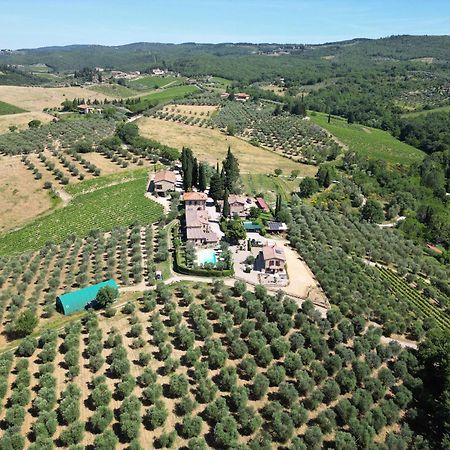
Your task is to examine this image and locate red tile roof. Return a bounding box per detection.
[183,192,208,201]
[154,170,176,184]
[256,197,269,211]
[262,245,286,261]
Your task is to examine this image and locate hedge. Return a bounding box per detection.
[173,244,233,278]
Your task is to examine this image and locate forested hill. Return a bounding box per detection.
[2,35,450,76]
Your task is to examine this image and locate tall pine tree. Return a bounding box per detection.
[223,189,230,218]
[192,158,199,188]
[223,147,240,194]
[198,163,207,192]
[209,171,224,202]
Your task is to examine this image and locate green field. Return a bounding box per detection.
[401,104,450,118]
[0,100,26,115]
[0,178,163,255]
[129,75,183,90]
[88,83,139,98]
[133,85,200,110]
[310,111,425,165]
[64,168,150,196]
[242,174,299,202]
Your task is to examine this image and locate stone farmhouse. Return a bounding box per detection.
[153,170,177,196]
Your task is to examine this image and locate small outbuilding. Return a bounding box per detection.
[56,279,118,315]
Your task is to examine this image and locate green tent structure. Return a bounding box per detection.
[56,279,118,315]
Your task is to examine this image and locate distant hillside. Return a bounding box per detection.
[1,35,450,78]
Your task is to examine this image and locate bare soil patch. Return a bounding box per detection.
[0,155,52,233]
[0,111,54,133]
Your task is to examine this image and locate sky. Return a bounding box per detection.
[1,0,450,49]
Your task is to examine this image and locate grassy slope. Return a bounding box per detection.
[401,104,450,118]
[64,168,149,196]
[242,174,299,202]
[310,111,425,165]
[134,85,200,108]
[88,84,139,98]
[0,100,26,115]
[0,177,163,255]
[129,75,182,89]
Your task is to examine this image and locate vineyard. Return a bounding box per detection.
[376,266,450,330]
[0,279,423,449]
[288,204,450,337]
[0,177,164,255]
[212,102,342,164]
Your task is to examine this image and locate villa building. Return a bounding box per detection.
[261,244,286,273]
[183,192,218,245]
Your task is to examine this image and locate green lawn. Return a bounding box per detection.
[129,76,183,90]
[132,85,200,110]
[0,178,163,255]
[0,100,26,115]
[88,84,139,98]
[242,174,299,202]
[310,111,425,165]
[401,105,450,118]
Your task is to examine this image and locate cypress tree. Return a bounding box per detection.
[209,172,224,202]
[223,189,230,218]
[223,147,240,193]
[198,163,207,192]
[192,158,199,188]
[183,158,193,191]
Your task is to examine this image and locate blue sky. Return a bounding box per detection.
[1,0,450,49]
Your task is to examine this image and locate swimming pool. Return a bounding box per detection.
[196,249,217,266]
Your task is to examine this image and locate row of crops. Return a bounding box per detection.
[0,177,164,255]
[152,110,213,128]
[0,280,424,449]
[288,203,449,337]
[212,102,342,164]
[0,117,115,155]
[0,218,170,340]
[376,266,450,330]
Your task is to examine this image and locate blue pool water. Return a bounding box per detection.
[197,249,217,265]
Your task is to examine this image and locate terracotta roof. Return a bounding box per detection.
[187,228,218,242]
[154,170,176,184]
[185,209,209,227]
[77,104,91,109]
[256,197,269,211]
[183,192,208,201]
[262,245,286,261]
